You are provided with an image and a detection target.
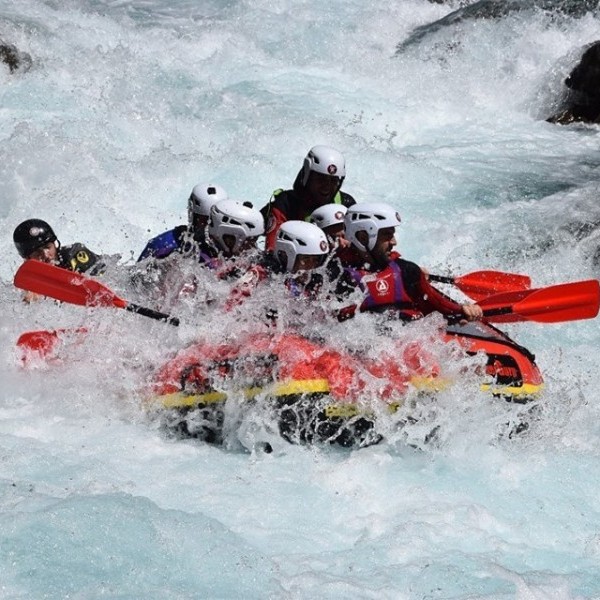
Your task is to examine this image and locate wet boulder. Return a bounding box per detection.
[398,0,600,52]
[547,41,600,125]
[0,41,32,73]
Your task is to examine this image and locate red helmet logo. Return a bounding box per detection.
[334,211,344,221]
[320,240,328,252]
[327,164,337,175]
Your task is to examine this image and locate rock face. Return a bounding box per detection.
[547,41,600,125]
[426,0,473,4]
[0,42,32,73]
[397,0,600,51]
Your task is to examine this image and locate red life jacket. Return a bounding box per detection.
[344,261,423,320]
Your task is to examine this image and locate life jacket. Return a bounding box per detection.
[272,187,345,205]
[262,187,355,223]
[344,260,423,320]
[138,226,226,271]
[58,243,103,275]
[138,226,188,261]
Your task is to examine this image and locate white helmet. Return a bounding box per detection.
[309,204,347,231]
[344,202,401,252]
[208,199,264,254]
[275,221,329,272]
[188,183,228,225]
[301,145,346,186]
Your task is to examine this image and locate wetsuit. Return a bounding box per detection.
[260,170,356,250]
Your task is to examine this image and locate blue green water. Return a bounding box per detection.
[1,1,600,597]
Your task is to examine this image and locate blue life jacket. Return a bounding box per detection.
[137,226,188,262]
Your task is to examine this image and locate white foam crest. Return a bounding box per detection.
[2,1,600,597]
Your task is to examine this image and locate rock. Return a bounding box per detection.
[397,0,600,52]
[0,42,32,73]
[547,41,600,125]
[426,0,474,5]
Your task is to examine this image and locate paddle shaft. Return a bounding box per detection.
[126,303,180,326]
[428,274,454,285]
[482,307,517,320]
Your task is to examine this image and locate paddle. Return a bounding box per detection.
[14,260,180,326]
[429,270,531,301]
[473,279,600,324]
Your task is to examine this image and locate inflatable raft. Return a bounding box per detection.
[145,320,543,447]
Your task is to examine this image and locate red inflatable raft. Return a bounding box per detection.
[145,321,543,447]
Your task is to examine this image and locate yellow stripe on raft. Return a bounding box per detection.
[409,376,452,392]
[150,377,543,411]
[412,375,544,398]
[152,379,331,409]
[480,382,544,398]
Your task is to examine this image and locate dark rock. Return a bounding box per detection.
[397,0,600,52]
[547,41,600,125]
[0,42,32,73]
[426,0,475,5]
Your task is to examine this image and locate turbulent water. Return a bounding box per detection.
[2,1,600,598]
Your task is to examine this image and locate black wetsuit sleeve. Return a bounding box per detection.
[174,225,196,256]
[398,259,425,299]
[173,225,189,245]
[398,258,463,316]
[332,267,357,300]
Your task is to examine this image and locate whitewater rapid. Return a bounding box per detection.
[2,0,600,598]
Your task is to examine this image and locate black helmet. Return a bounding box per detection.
[13,219,58,258]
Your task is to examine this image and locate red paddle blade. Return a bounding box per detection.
[14,260,127,309]
[454,270,531,301]
[480,280,600,324]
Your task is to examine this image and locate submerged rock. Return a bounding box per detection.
[547,41,600,125]
[397,0,600,52]
[0,41,32,73]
